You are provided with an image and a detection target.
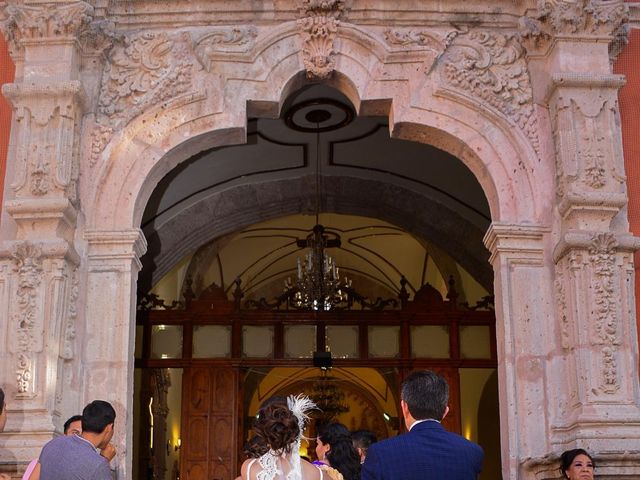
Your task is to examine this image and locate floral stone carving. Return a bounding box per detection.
[441,30,540,154]
[98,31,194,125]
[588,232,620,394]
[11,242,44,396]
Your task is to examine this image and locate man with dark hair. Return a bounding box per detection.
[23,414,87,480]
[63,414,83,436]
[35,400,117,480]
[362,370,483,480]
[352,430,377,464]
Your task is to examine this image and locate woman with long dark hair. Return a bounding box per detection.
[315,423,361,480]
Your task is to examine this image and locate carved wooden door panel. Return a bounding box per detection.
[181,366,239,480]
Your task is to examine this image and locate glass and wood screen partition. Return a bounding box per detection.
[135,282,497,480]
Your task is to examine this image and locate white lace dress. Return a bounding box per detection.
[245,451,324,480]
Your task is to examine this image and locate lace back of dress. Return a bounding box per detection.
[256,451,301,480]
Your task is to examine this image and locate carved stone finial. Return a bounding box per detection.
[297,0,346,80]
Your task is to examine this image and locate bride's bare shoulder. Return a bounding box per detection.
[239,457,256,480]
[301,459,322,479]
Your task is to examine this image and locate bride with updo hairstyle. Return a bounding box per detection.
[239,396,324,480]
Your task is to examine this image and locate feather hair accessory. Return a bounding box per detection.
[287,394,316,437]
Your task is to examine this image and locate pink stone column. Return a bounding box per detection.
[84,229,147,480]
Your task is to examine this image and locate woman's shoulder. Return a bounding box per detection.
[318,464,344,480]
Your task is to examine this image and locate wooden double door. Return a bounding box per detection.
[178,365,461,480]
[180,367,241,480]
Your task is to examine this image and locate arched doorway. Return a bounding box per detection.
[132,83,502,477]
[82,23,548,480]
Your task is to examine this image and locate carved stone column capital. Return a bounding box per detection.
[483,223,549,265]
[85,229,148,271]
[297,0,346,80]
[519,0,629,53]
[1,1,93,59]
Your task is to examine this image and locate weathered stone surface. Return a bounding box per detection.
[0,1,639,479]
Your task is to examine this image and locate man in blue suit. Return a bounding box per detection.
[361,370,484,480]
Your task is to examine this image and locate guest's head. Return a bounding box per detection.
[0,387,6,432]
[253,396,300,454]
[400,370,449,424]
[82,400,116,448]
[351,429,377,464]
[64,414,83,436]
[559,449,595,480]
[316,422,361,480]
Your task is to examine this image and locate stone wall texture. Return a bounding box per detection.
[0,1,639,479]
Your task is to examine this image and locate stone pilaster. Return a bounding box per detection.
[84,229,147,479]
[521,1,640,477]
[484,224,554,480]
[0,0,93,471]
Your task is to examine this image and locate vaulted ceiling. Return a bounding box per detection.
[140,85,492,303]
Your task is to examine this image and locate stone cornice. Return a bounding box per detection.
[628,2,640,28]
[483,223,550,264]
[542,72,626,103]
[85,229,148,263]
[553,230,640,262]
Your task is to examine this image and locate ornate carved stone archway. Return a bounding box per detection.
[0,1,639,479]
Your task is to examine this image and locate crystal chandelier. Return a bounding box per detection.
[285,224,351,310]
[283,104,353,311]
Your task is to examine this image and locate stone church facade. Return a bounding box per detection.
[0,1,639,479]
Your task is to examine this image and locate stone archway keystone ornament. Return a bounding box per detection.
[297,0,346,79]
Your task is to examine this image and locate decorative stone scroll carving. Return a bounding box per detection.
[194,26,258,71]
[11,242,43,397]
[440,30,540,154]
[297,0,346,79]
[1,1,93,56]
[383,27,463,51]
[2,82,85,201]
[98,31,194,125]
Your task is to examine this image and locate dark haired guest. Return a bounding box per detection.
[559,449,595,480]
[316,423,360,480]
[34,400,117,480]
[351,430,377,464]
[362,370,483,480]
